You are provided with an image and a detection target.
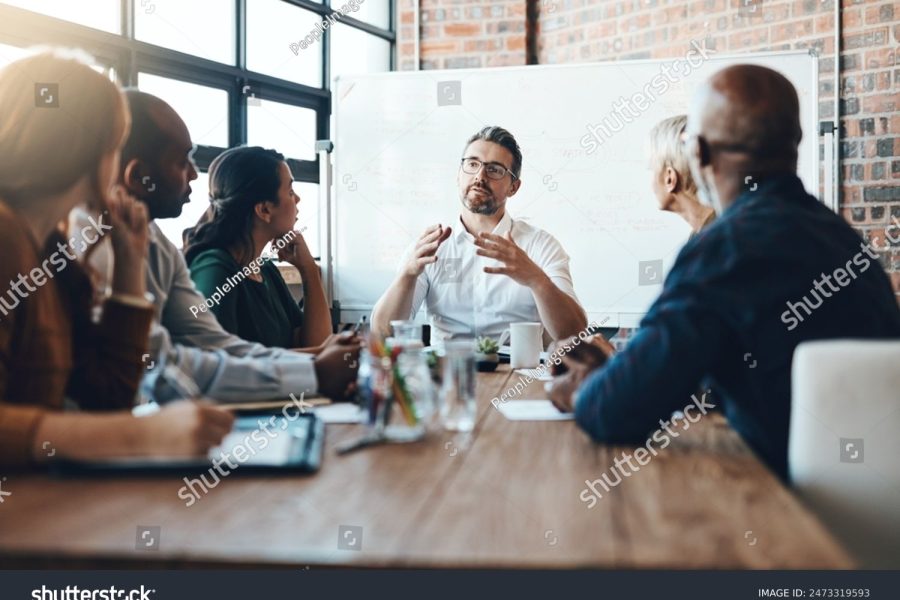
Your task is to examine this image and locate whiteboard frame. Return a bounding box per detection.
[328,50,822,328]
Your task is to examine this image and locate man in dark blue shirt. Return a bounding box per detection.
[551,65,900,482]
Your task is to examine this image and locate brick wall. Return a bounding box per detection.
[397,0,528,70]
[396,0,900,298]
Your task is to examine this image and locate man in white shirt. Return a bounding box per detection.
[372,126,587,344]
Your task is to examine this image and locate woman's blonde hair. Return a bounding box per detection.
[648,115,696,196]
[0,47,129,205]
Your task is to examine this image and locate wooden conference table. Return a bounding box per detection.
[0,366,851,569]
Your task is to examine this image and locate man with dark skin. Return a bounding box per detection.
[551,65,900,483]
[114,91,359,402]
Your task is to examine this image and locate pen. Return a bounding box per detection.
[352,315,367,335]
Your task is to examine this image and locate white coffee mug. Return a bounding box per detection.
[509,322,543,369]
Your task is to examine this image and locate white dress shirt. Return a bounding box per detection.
[400,211,581,344]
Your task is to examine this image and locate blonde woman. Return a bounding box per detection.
[0,49,232,468]
[648,114,715,235]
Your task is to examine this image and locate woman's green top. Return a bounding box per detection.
[188,248,302,349]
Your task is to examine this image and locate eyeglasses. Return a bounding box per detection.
[460,157,517,180]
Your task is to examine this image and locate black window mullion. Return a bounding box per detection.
[234,0,248,148]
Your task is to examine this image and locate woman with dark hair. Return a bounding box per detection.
[183,146,330,349]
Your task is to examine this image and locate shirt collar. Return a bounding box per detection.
[454,210,513,241]
[148,220,162,245]
[729,172,805,212]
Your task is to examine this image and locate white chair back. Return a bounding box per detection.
[790,339,900,568]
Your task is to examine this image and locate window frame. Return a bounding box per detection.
[0,0,395,183]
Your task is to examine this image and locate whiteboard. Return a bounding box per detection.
[331,50,819,327]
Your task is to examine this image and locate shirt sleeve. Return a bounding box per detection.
[66,297,154,410]
[145,322,318,403]
[533,232,579,302]
[48,234,153,410]
[573,245,732,443]
[187,252,241,335]
[0,248,45,466]
[0,403,45,468]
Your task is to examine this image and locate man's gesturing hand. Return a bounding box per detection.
[474,231,545,288]
[404,224,452,278]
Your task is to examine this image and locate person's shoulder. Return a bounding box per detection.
[190,247,237,270]
[188,249,240,289]
[511,217,552,240]
[261,259,288,282]
[512,217,568,256]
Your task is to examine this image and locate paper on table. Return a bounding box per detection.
[514,367,553,382]
[497,399,573,421]
[314,403,366,424]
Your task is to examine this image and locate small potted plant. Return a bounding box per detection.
[475,336,500,372]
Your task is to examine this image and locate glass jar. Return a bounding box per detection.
[439,339,477,432]
[357,339,436,442]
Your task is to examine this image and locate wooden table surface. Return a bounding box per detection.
[0,366,852,569]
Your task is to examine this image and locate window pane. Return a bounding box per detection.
[336,0,390,30]
[247,0,322,88]
[134,0,234,65]
[330,24,390,87]
[137,73,229,147]
[0,0,120,33]
[156,172,210,250]
[247,99,317,161]
[295,182,320,259]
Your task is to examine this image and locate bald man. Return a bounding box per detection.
[553,65,900,484]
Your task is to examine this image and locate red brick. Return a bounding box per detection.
[444,23,482,37]
[420,40,460,55]
[506,36,525,51]
[865,2,896,25]
[863,93,899,113]
[842,8,864,30]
